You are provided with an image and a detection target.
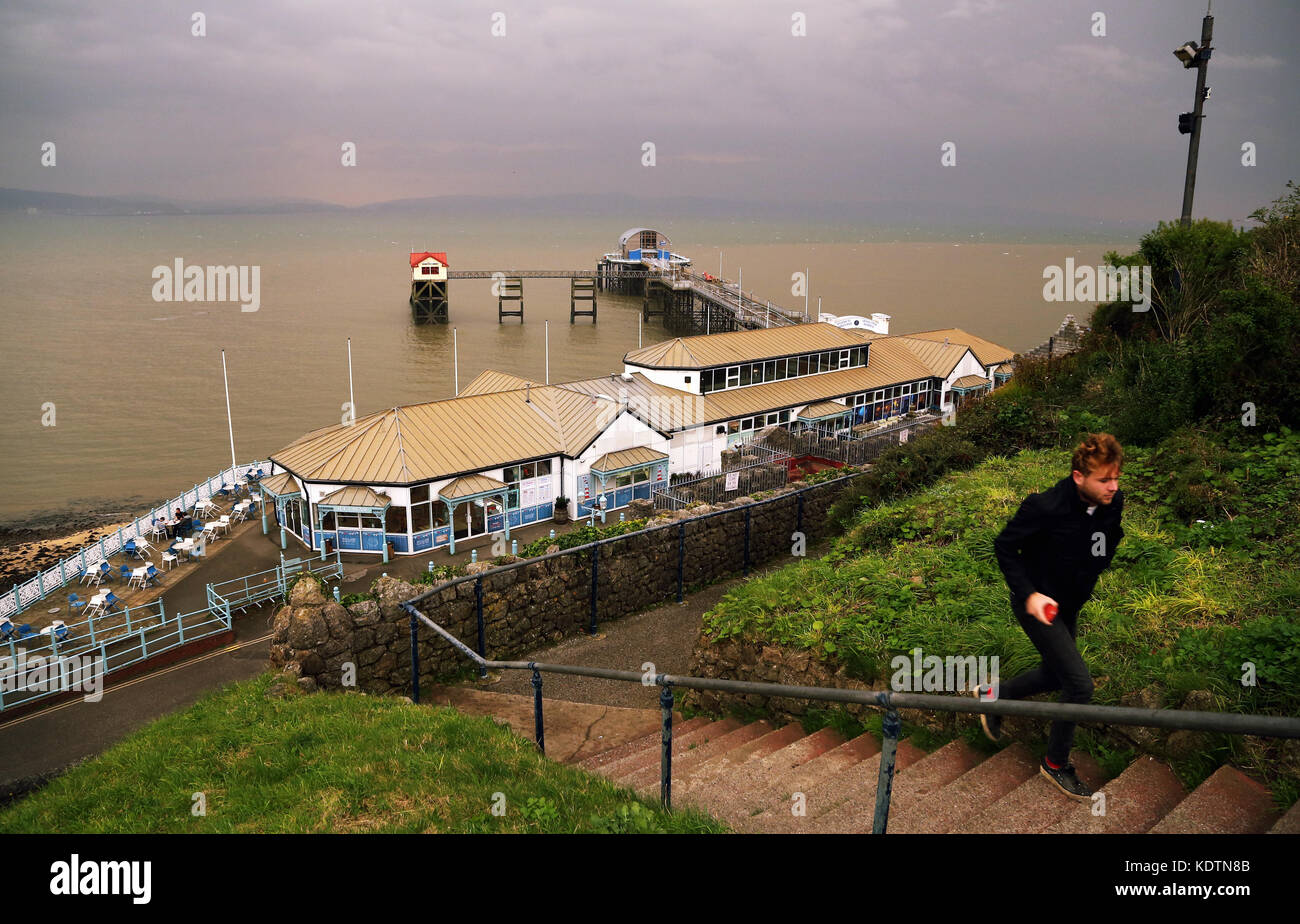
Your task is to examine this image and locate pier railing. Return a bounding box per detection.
[1,459,274,621]
[0,594,232,713]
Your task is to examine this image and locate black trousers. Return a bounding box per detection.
[998,596,1094,766]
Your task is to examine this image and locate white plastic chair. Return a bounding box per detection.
[129,567,147,589]
[161,550,178,571]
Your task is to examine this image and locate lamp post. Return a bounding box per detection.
[1175,6,1214,228]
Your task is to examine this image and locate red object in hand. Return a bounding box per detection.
[1044,602,1059,623]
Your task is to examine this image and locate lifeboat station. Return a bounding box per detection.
[259,323,1014,558]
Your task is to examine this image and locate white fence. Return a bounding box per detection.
[0,460,274,621]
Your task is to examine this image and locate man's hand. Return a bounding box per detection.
[1026,592,1060,626]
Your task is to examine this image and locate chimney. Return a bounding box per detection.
[944,337,950,347]
[525,383,531,403]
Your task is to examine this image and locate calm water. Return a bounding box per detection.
[0,212,1131,526]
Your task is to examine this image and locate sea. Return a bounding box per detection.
[0,210,1134,532]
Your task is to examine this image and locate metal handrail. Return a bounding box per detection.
[401,601,1300,832]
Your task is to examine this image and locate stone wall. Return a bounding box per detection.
[1020,314,1089,362]
[269,475,853,696]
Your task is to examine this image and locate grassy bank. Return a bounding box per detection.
[698,430,1300,803]
[0,673,726,834]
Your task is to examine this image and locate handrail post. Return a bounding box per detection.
[531,665,545,754]
[872,708,901,834]
[475,577,487,679]
[588,544,599,635]
[409,608,421,704]
[659,681,674,810]
[676,522,685,603]
[797,492,804,535]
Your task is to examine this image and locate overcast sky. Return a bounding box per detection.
[1,0,1295,224]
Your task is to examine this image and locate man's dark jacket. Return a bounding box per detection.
[994,476,1125,615]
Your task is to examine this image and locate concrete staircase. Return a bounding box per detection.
[431,685,1296,834]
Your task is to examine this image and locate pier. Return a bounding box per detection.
[410,227,806,333]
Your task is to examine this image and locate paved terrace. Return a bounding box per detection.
[19,494,646,637]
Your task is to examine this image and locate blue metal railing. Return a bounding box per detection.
[0,601,231,713]
[2,459,274,620]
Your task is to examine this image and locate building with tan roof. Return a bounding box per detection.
[260,321,1013,558]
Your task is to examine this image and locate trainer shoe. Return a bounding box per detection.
[1040,757,1093,802]
[972,686,1001,743]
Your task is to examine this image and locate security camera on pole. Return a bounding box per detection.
[1175,5,1214,228]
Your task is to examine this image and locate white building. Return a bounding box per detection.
[261,323,1014,557]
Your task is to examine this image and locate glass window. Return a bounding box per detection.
[840,350,850,367]
[361,514,383,530]
[521,462,535,480]
[412,502,431,531]
[728,420,740,434]
[616,471,634,487]
[322,511,336,530]
[726,366,739,388]
[902,383,911,394]
[798,355,810,376]
[536,459,551,477]
[739,364,752,386]
[874,390,883,401]
[411,484,429,504]
[385,506,407,533]
[765,360,777,381]
[432,503,448,528]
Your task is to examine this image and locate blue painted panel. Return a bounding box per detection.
[628,248,642,260]
[535,502,554,521]
[522,506,538,525]
[413,531,433,552]
[487,513,504,533]
[433,526,452,547]
[388,534,410,553]
[338,529,362,551]
[615,486,633,507]
[361,531,384,552]
[314,531,336,549]
[508,510,522,528]
[633,482,651,500]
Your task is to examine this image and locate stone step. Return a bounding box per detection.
[953,750,1108,834]
[722,732,881,831]
[655,724,808,798]
[813,739,982,834]
[887,742,1039,834]
[617,720,774,791]
[574,716,712,773]
[1149,765,1281,834]
[683,726,846,805]
[1044,756,1185,834]
[596,718,741,781]
[1268,798,1300,834]
[426,684,666,764]
[749,738,927,834]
